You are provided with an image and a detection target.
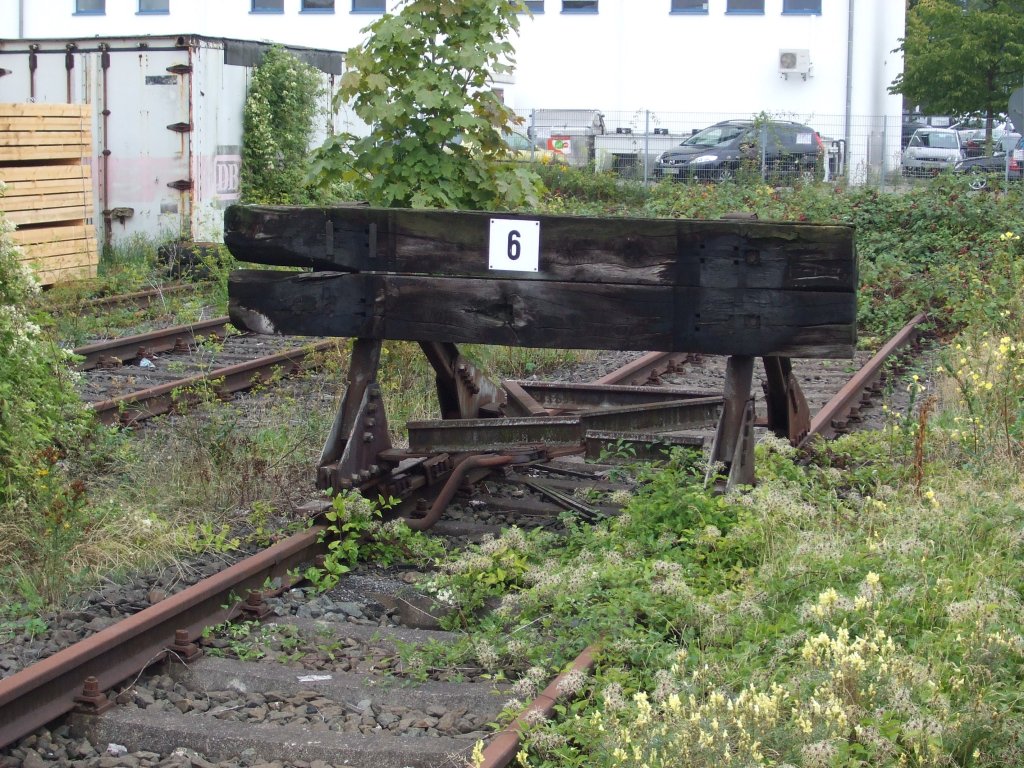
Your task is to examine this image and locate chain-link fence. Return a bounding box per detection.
[512,108,907,186]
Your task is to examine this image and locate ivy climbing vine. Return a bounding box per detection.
[240,46,324,205]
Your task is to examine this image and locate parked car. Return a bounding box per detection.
[901,127,964,177]
[953,135,1024,189]
[654,119,824,182]
[502,129,568,164]
[902,120,927,149]
[958,126,1019,158]
[453,129,567,164]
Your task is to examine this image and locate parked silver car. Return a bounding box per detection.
[901,127,963,177]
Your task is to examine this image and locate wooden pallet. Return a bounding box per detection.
[0,103,97,285]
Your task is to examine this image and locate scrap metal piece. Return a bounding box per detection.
[501,379,550,417]
[505,380,714,412]
[401,454,516,531]
[516,478,602,522]
[584,429,704,462]
[407,396,723,453]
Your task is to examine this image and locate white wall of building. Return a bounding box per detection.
[0,0,904,180]
[0,1,902,113]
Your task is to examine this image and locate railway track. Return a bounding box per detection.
[54,282,214,314]
[72,318,342,426]
[1,314,929,768]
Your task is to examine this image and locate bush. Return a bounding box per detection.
[0,211,95,597]
[0,217,90,506]
[240,46,324,205]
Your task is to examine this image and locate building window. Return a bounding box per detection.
[562,0,597,12]
[251,0,283,12]
[139,0,169,12]
[671,0,707,12]
[302,0,334,9]
[726,0,764,12]
[783,0,821,12]
[352,0,384,11]
[519,1,544,12]
[75,0,104,13]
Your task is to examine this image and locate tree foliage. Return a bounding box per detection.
[890,0,1024,126]
[240,46,324,204]
[309,0,542,210]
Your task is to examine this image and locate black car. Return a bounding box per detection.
[953,135,1024,190]
[654,119,824,182]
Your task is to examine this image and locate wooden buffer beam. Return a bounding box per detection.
[225,204,856,494]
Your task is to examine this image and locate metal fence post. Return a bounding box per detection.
[530,109,536,162]
[644,110,650,183]
[880,119,887,190]
[760,124,768,180]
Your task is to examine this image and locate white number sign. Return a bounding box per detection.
[489,218,540,272]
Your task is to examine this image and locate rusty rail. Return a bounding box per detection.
[593,351,691,386]
[801,313,928,446]
[90,339,340,426]
[73,317,232,370]
[478,644,599,768]
[78,282,212,312]
[0,528,326,751]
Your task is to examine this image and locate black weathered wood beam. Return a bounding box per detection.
[224,205,857,292]
[229,269,856,358]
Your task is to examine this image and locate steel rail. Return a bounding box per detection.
[593,351,691,386]
[800,313,928,446]
[478,644,599,768]
[90,338,341,425]
[73,317,232,370]
[65,282,212,312]
[0,527,327,751]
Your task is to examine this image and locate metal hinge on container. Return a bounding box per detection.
[167,179,193,191]
[166,122,192,133]
[166,64,192,75]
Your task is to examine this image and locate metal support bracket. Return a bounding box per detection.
[419,341,505,420]
[762,355,810,444]
[707,355,756,490]
[317,338,393,491]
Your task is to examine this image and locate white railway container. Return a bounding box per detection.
[0,34,345,246]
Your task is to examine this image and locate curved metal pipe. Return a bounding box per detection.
[401,453,514,531]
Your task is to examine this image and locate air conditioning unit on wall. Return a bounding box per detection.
[779,48,811,80]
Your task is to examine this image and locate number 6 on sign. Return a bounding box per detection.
[489,218,540,272]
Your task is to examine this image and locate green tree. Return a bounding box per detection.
[240,46,324,204]
[891,0,1024,140]
[309,0,542,210]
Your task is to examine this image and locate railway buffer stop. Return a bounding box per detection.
[225,205,856,513]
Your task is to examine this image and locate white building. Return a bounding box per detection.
[0,1,904,243]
